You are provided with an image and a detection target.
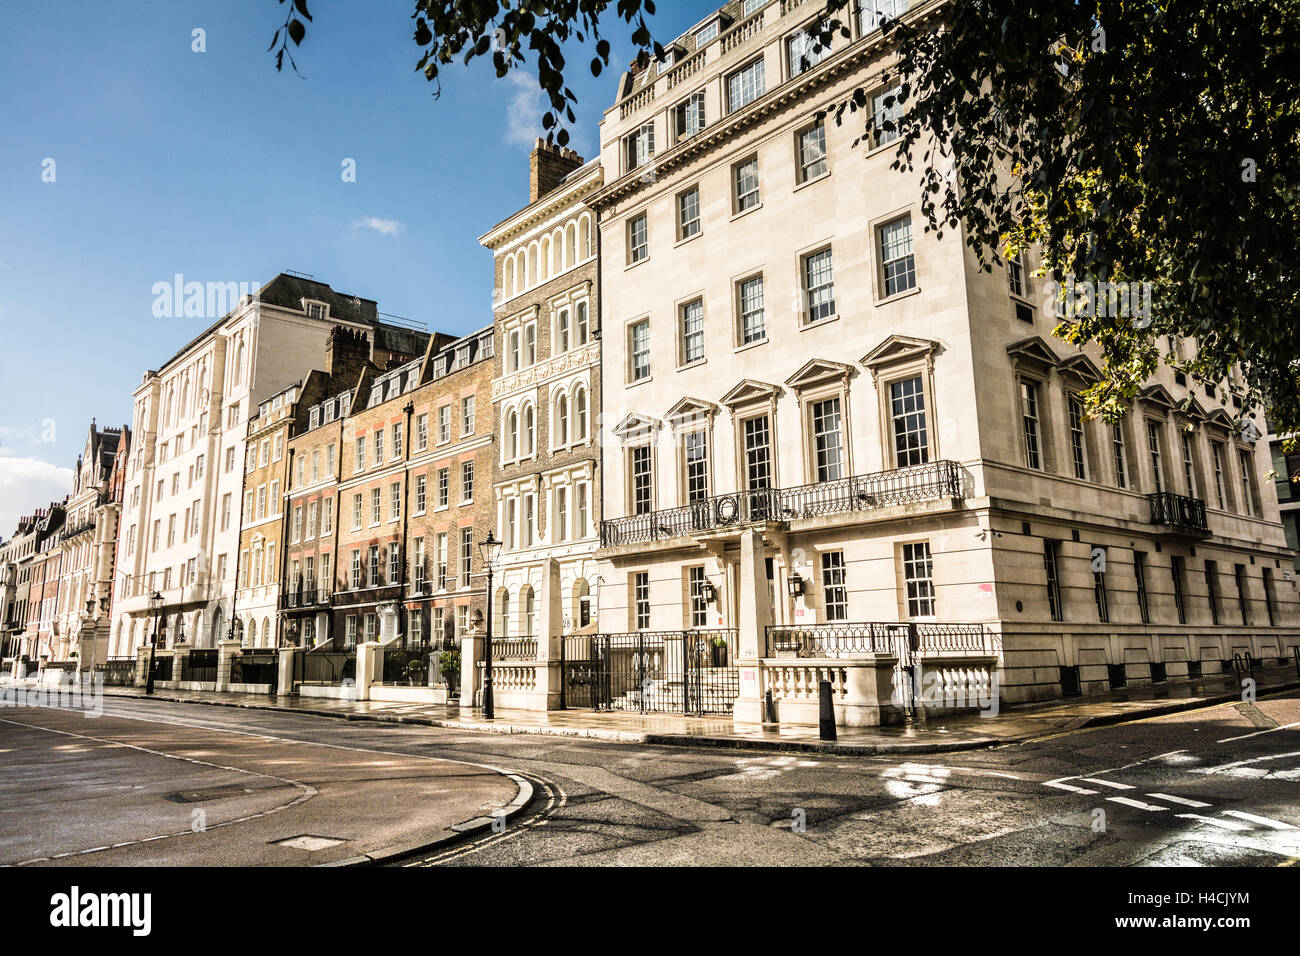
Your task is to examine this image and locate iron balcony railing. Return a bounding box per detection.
[601,460,963,547]
[61,519,96,541]
[764,622,991,658]
[281,587,332,610]
[1148,492,1210,536]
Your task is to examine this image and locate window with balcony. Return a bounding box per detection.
[743,415,773,491]
[1147,420,1165,493]
[630,445,654,515]
[683,430,709,503]
[811,397,844,482]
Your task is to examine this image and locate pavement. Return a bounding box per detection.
[52,660,1300,755]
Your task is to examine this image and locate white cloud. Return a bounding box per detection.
[0,457,72,537]
[353,217,402,237]
[504,70,544,149]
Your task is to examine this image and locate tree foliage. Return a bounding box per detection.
[270,0,1300,438]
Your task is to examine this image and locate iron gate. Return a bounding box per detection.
[561,630,739,716]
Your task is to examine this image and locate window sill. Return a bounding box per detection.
[626,376,653,389]
[674,231,702,250]
[730,203,763,223]
[874,285,922,307]
[676,358,707,373]
[864,138,900,160]
[799,313,840,332]
[793,170,830,193]
[625,256,650,272]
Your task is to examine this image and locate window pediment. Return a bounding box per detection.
[1005,335,1062,370]
[664,397,719,430]
[1139,384,1177,410]
[719,379,782,410]
[861,334,940,372]
[1058,353,1102,385]
[1176,396,1208,423]
[785,358,854,392]
[613,412,660,444]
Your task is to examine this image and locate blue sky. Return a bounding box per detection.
[0,0,718,532]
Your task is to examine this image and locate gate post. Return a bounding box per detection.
[733,528,773,724]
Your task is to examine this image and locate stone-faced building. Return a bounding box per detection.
[332,327,496,651]
[591,0,1299,722]
[478,143,603,684]
[53,421,129,667]
[1,515,41,667]
[22,504,65,663]
[110,273,425,657]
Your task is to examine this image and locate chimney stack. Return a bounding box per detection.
[529,139,584,203]
[325,326,371,388]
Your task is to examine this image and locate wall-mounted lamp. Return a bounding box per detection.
[701,581,718,604]
[787,573,804,598]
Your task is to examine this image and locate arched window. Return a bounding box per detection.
[247,618,257,646]
[523,405,535,456]
[235,341,246,386]
[263,617,272,648]
[557,309,570,353]
[180,377,189,419]
[515,255,525,294]
[522,586,536,637]
[575,386,588,440]
[576,301,589,345]
[566,223,578,269]
[506,410,518,460]
[552,228,564,273]
[499,588,511,638]
[540,237,551,283]
[556,394,569,446]
[579,216,591,259]
[528,244,539,286]
[503,255,515,299]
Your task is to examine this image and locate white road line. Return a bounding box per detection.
[1177,813,1251,832]
[1081,778,1135,790]
[1044,779,1098,795]
[1218,721,1300,744]
[1106,797,1168,812]
[1148,793,1212,808]
[1222,811,1297,830]
[1195,750,1300,775]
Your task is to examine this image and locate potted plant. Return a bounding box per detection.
[439,649,461,693]
[710,635,728,667]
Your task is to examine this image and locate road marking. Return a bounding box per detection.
[1106,796,1168,812]
[1081,778,1135,790]
[1221,811,1296,831]
[1044,779,1098,795]
[1176,813,1251,832]
[1195,750,1300,775]
[1218,721,1300,744]
[1147,793,1212,808]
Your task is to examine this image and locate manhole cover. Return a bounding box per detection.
[274,835,347,852]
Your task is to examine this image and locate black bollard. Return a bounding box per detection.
[818,680,837,741]
[763,688,777,725]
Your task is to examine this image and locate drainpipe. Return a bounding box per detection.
[397,401,415,646]
[275,445,295,648]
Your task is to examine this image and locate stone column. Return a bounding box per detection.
[134,643,150,687]
[534,559,563,710]
[355,641,379,701]
[216,640,241,692]
[460,627,483,708]
[278,646,297,696]
[733,528,773,724]
[171,642,191,685]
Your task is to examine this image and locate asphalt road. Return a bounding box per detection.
[2,691,1297,866]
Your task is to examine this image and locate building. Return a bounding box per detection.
[590,0,1299,722]
[280,327,376,649]
[1267,420,1300,573]
[1,516,41,668]
[21,504,66,664]
[109,273,426,658]
[331,326,497,658]
[477,142,603,707]
[51,421,129,668]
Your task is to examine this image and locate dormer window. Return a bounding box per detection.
[303,299,329,320]
[694,20,719,46]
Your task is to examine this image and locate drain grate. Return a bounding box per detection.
[274,835,347,852]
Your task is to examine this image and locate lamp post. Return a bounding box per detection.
[478,531,502,720]
[145,591,163,696]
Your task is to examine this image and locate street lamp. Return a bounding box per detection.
[146,591,163,695]
[478,531,502,720]
[786,573,805,599]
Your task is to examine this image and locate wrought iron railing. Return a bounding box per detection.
[764,622,991,657]
[61,519,96,541]
[185,649,218,683]
[381,646,436,686]
[601,460,963,547]
[1148,492,1210,535]
[491,636,538,661]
